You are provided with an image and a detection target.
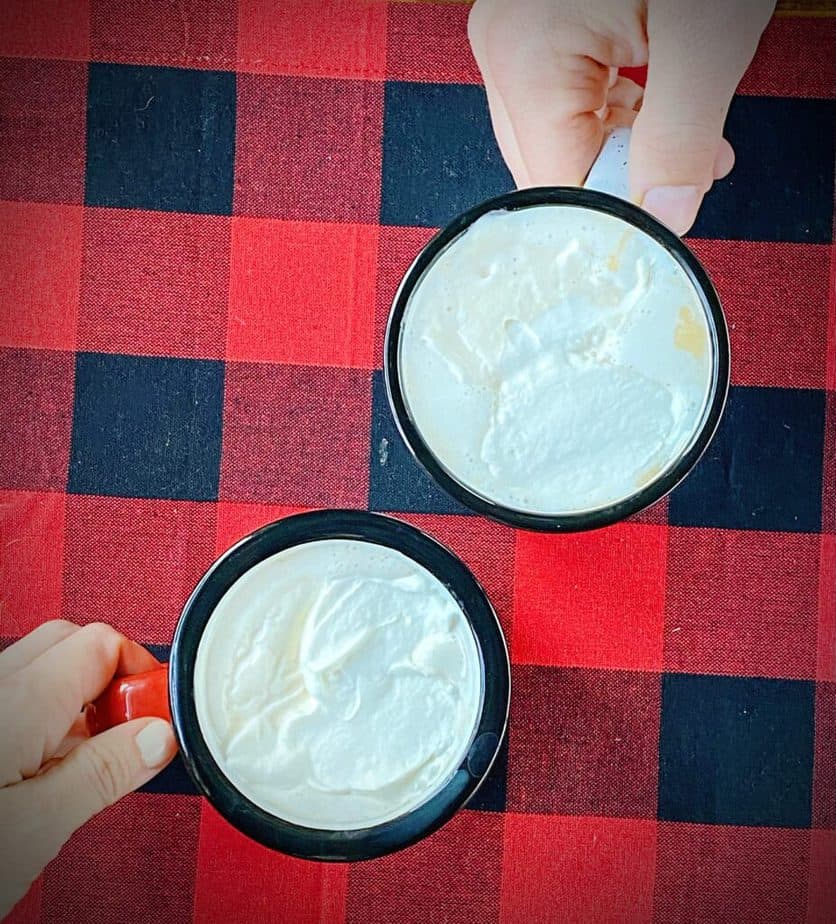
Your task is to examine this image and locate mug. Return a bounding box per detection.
[384,128,730,532]
[88,510,511,862]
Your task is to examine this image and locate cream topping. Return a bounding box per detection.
[194,539,482,830]
[400,206,713,513]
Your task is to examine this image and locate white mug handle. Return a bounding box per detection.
[584,125,632,201]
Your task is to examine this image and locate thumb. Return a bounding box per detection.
[630,0,774,233]
[38,718,176,844]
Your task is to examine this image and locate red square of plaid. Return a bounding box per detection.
[345,810,503,924]
[238,0,387,79]
[738,16,836,99]
[79,209,231,360]
[374,224,437,360]
[0,0,89,61]
[214,500,313,556]
[507,665,661,818]
[820,534,836,681]
[0,202,83,352]
[823,396,836,532]
[813,682,835,828]
[42,793,201,924]
[690,239,831,390]
[808,830,836,924]
[0,348,74,493]
[220,361,372,507]
[513,524,668,672]
[386,2,481,84]
[193,803,347,924]
[234,74,384,224]
[0,490,66,638]
[0,59,87,205]
[228,217,378,367]
[91,0,236,71]
[665,527,820,680]
[653,822,810,924]
[62,495,217,644]
[500,813,656,924]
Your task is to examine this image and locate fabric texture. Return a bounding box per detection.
[0,2,834,922]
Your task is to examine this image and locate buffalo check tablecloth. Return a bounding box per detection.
[0,1,834,922]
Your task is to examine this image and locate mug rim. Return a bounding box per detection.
[384,186,731,532]
[168,509,510,862]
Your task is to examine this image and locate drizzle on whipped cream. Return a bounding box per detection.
[400,205,713,514]
[194,539,482,830]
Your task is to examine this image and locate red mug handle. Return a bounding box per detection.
[87,664,171,735]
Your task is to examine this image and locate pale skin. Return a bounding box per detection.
[0,621,177,917]
[468,0,777,234]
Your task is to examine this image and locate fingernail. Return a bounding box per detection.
[641,185,702,236]
[135,720,175,768]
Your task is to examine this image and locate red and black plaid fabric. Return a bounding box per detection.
[1,2,834,922]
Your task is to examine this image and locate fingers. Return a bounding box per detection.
[0,620,79,679]
[469,0,646,187]
[468,4,530,185]
[490,42,609,187]
[0,623,160,784]
[713,138,736,180]
[2,718,176,913]
[606,76,643,112]
[629,0,775,232]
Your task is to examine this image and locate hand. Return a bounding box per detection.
[0,621,177,918]
[468,0,775,234]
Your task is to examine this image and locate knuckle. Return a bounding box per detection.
[79,622,121,660]
[43,618,75,632]
[37,619,78,646]
[83,621,118,641]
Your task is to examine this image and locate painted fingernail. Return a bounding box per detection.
[136,720,175,768]
[641,185,702,236]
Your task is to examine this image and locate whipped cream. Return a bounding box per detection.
[399,205,714,514]
[194,539,482,830]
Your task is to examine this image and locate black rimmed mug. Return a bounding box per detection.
[384,185,730,532]
[88,510,510,862]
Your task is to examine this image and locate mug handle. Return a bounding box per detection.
[87,664,171,735]
[584,125,631,201]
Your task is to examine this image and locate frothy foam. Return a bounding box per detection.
[194,540,483,830]
[399,205,714,514]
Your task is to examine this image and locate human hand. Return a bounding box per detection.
[468,0,776,234]
[0,621,177,918]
